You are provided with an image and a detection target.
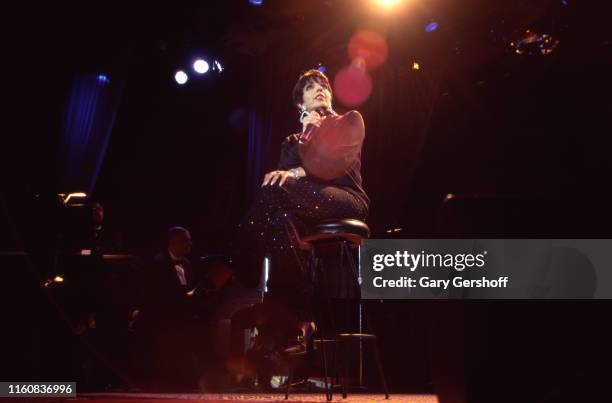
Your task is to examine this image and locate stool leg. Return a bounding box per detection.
[318,331,332,401]
[313,246,333,401]
[342,339,349,398]
[372,339,390,399]
[344,242,364,386]
[343,241,362,299]
[345,242,390,398]
[332,335,339,391]
[284,363,292,400]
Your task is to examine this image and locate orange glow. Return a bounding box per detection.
[412,62,420,70]
[373,0,403,9]
[53,275,64,283]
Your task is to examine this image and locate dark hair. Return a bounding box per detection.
[167,226,189,242]
[291,69,332,110]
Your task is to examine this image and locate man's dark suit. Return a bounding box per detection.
[134,250,205,389]
[138,250,195,330]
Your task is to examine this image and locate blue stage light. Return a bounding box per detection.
[97,74,110,84]
[425,21,439,32]
[249,0,263,6]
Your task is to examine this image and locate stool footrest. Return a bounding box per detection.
[337,333,377,339]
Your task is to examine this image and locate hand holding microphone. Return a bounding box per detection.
[299,109,325,142]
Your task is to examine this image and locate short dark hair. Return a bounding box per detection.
[167,226,189,243]
[291,69,332,109]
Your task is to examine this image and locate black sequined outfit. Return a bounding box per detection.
[234,111,369,321]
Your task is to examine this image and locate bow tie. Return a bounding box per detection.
[173,258,188,266]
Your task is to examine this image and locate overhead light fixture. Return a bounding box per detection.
[60,192,87,205]
[175,70,189,85]
[193,59,210,74]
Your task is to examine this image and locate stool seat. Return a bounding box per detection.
[301,219,370,249]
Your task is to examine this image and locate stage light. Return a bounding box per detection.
[53,275,64,283]
[174,70,189,85]
[511,30,559,56]
[249,0,263,6]
[425,21,438,32]
[317,65,327,73]
[61,192,87,205]
[373,0,402,9]
[193,59,209,74]
[97,74,110,85]
[213,60,224,73]
[412,62,420,70]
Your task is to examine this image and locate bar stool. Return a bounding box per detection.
[285,219,389,400]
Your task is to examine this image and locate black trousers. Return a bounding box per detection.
[233,177,367,321]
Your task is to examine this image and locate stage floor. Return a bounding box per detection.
[6,393,439,403]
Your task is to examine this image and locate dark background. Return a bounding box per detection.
[3,1,612,401]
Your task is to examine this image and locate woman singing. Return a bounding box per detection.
[231,69,369,357]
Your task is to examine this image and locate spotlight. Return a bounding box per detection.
[97,74,110,85]
[373,0,402,9]
[193,59,210,74]
[317,65,327,73]
[249,0,263,6]
[213,60,224,73]
[412,62,420,70]
[174,70,189,85]
[425,21,439,32]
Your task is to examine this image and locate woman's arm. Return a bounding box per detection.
[298,110,365,181]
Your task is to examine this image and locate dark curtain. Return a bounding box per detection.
[246,109,274,198]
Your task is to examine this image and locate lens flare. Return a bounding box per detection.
[348,30,388,71]
[334,64,373,107]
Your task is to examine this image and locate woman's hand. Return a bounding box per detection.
[262,168,305,187]
[301,110,323,133]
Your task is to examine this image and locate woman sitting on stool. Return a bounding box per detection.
[230,69,369,380]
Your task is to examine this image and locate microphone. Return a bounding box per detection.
[299,107,330,142]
